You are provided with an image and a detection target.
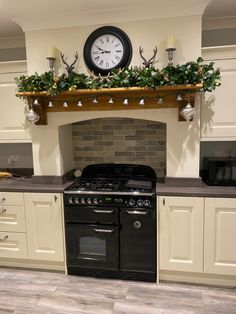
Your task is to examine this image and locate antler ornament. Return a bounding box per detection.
[139,46,158,68]
[60,52,79,77]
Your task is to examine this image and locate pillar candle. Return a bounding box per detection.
[166,36,175,49]
[47,46,57,58]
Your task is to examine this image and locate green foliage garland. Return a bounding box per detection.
[15,57,221,96]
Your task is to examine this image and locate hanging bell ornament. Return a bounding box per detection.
[123,98,129,105]
[180,103,196,121]
[26,108,40,124]
[108,97,114,104]
[139,98,145,105]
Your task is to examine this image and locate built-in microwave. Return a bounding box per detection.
[202,157,236,186]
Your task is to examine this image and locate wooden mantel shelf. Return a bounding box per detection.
[17,84,203,125]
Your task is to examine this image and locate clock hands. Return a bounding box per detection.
[95,45,111,54]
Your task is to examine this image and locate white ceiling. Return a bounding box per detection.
[0,0,236,39]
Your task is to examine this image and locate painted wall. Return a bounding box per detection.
[24,15,202,178]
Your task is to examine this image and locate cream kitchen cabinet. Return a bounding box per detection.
[24,193,64,262]
[0,60,31,143]
[159,196,236,278]
[0,192,28,259]
[204,198,236,276]
[201,46,236,140]
[159,196,204,273]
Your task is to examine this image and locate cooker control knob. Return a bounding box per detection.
[74,197,80,204]
[68,197,73,204]
[144,199,151,207]
[128,199,135,206]
[137,199,144,207]
[93,198,99,205]
[81,197,86,205]
[87,198,92,205]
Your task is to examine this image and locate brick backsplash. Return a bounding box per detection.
[72,118,166,179]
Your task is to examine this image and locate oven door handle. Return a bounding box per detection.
[126,210,148,215]
[93,228,115,233]
[93,209,114,214]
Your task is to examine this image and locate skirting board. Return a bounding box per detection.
[160,270,236,287]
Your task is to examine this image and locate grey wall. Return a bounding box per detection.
[72,118,166,179]
[0,143,33,169]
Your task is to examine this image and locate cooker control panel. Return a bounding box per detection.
[64,194,156,208]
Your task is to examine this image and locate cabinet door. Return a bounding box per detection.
[204,198,236,276]
[201,49,236,140]
[24,193,64,262]
[0,61,31,143]
[159,196,204,272]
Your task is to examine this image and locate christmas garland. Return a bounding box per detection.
[15,57,221,97]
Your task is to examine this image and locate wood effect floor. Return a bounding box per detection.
[0,268,235,314]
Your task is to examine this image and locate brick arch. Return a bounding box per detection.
[72,117,166,180]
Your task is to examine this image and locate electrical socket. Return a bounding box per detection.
[8,154,21,165]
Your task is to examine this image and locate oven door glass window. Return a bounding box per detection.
[65,223,119,269]
[79,236,106,260]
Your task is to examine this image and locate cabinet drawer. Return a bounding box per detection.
[0,205,26,232]
[0,231,28,259]
[0,192,24,206]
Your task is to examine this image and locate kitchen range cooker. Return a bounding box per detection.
[64,163,156,282]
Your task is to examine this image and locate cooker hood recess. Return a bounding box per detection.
[16,85,202,125]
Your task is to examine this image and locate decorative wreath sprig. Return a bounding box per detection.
[15,57,221,97]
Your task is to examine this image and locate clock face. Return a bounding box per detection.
[91,35,124,71]
[83,26,132,75]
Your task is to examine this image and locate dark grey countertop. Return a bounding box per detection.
[0,177,235,198]
[0,177,73,193]
[156,182,236,198]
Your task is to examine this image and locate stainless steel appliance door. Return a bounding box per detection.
[65,223,119,270]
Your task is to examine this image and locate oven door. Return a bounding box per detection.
[120,208,156,273]
[65,223,119,270]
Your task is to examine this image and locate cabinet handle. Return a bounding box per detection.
[163,198,165,206]
[126,210,148,215]
[93,209,114,214]
[93,228,114,233]
[54,195,58,202]
[0,208,6,214]
[0,235,8,241]
[0,197,5,203]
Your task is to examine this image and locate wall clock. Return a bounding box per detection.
[83,26,132,75]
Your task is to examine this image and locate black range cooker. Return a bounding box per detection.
[64,163,156,282]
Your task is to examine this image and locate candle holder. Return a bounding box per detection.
[165,48,176,66]
[46,57,56,74]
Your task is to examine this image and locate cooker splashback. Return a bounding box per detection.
[72,118,166,180]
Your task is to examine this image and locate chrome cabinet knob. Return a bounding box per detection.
[133,221,141,229]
